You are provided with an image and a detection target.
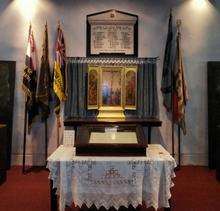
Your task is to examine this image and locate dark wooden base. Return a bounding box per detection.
[217,169,220,182]
[50,180,58,211]
[76,146,146,156]
[0,124,7,185]
[0,170,7,185]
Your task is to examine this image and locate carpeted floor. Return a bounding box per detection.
[0,166,220,211]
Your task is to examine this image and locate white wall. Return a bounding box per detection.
[0,0,220,166]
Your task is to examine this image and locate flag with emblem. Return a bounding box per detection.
[173,22,188,135]
[53,24,67,119]
[36,22,51,121]
[22,24,38,130]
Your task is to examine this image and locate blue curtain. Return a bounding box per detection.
[64,57,158,119]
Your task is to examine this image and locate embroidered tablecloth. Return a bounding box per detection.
[47,144,176,211]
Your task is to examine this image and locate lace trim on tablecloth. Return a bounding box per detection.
[48,158,176,211]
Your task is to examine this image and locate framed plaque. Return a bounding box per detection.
[87,10,138,57]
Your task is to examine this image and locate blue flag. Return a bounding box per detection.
[161,11,174,112]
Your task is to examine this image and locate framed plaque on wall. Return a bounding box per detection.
[87,9,138,57]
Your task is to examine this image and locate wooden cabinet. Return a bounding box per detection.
[0,61,15,168]
[0,124,7,185]
[207,62,220,181]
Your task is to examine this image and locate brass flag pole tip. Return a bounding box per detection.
[176,19,182,27]
[58,20,61,28]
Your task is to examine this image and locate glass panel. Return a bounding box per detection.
[101,67,122,107]
[89,131,137,144]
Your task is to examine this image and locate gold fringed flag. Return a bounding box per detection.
[173,21,188,135]
[36,22,51,121]
[161,11,174,112]
[53,24,67,119]
[22,24,38,130]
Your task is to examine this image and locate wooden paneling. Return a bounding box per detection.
[207,61,220,180]
[0,124,7,184]
[0,61,15,168]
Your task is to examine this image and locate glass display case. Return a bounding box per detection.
[64,117,162,156]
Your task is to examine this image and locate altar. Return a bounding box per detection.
[48,9,174,211]
[47,144,176,211]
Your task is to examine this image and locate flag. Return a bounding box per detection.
[161,11,174,112]
[36,22,51,121]
[22,24,38,130]
[173,24,188,135]
[53,24,67,117]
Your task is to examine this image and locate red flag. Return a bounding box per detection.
[22,24,38,130]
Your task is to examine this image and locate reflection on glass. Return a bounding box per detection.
[125,70,136,106]
[102,69,121,106]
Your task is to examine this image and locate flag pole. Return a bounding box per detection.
[56,116,60,147]
[44,119,48,166]
[177,19,182,168]
[22,98,27,174]
[178,124,181,167]
[171,10,175,158]
[171,109,175,158]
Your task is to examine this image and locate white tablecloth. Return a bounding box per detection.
[47,144,176,211]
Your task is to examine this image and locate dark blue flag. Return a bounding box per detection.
[36,22,51,121]
[161,11,174,112]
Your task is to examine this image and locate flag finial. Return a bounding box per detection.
[170,8,173,14]
[58,20,61,29]
[177,19,182,33]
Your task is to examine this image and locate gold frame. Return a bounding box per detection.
[87,65,137,118]
[98,66,125,118]
[124,66,137,110]
[99,66,124,108]
[87,65,99,109]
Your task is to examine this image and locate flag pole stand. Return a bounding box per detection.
[22,101,27,174]
[171,111,175,158]
[177,124,181,169]
[44,119,48,166]
[171,40,175,159]
[175,19,182,171]
[56,116,60,147]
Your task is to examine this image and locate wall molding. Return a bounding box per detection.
[11,153,47,166]
[174,153,208,166]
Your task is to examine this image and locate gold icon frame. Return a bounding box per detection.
[88,65,137,118]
